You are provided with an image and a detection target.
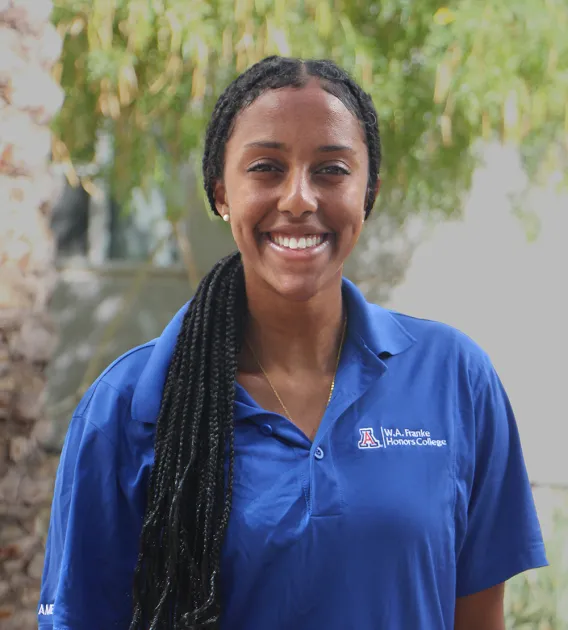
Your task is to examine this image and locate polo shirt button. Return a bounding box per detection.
[260,423,273,436]
[314,446,324,460]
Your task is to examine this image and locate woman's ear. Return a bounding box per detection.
[213,180,228,217]
[364,177,381,217]
[369,177,381,206]
[374,177,381,199]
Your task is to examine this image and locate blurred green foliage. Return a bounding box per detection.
[51,0,568,221]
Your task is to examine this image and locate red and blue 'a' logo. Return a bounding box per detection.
[358,427,383,449]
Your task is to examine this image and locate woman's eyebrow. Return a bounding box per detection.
[244,141,354,153]
[245,141,286,150]
[317,144,354,153]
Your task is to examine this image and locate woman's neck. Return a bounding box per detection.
[242,276,345,375]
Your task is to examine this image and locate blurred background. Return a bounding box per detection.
[1,0,567,628]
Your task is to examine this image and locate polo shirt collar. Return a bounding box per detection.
[131,278,415,425]
[341,277,415,358]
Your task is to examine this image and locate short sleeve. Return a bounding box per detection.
[38,384,144,629]
[455,362,548,597]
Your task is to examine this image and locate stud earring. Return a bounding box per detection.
[223,213,230,222]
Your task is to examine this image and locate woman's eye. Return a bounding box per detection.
[248,163,278,173]
[319,165,350,176]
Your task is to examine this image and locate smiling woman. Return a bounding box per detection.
[38,57,546,630]
[217,79,373,303]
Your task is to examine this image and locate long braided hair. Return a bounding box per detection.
[130,56,381,629]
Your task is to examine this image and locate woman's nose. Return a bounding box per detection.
[276,169,318,217]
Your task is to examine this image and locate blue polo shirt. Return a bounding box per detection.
[39,278,547,629]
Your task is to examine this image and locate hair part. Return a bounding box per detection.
[202,56,381,219]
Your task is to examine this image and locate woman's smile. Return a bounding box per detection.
[267,232,328,251]
[258,230,333,262]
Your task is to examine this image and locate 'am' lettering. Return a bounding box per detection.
[38,604,54,615]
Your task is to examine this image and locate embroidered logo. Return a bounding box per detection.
[38,604,54,616]
[358,427,383,449]
[358,427,447,449]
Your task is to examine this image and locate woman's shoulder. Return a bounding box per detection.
[73,341,158,438]
[380,306,494,385]
[74,300,190,432]
[346,280,491,380]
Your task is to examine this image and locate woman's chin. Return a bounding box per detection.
[262,269,342,303]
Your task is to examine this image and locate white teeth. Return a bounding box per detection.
[270,234,325,250]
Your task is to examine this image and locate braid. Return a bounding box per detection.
[202,55,382,219]
[132,55,380,630]
[130,253,245,629]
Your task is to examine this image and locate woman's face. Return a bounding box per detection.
[215,79,376,302]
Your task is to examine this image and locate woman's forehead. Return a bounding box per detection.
[228,81,365,147]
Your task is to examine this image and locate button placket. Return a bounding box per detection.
[310,438,343,516]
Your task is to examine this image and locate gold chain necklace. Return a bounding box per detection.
[245,316,347,425]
